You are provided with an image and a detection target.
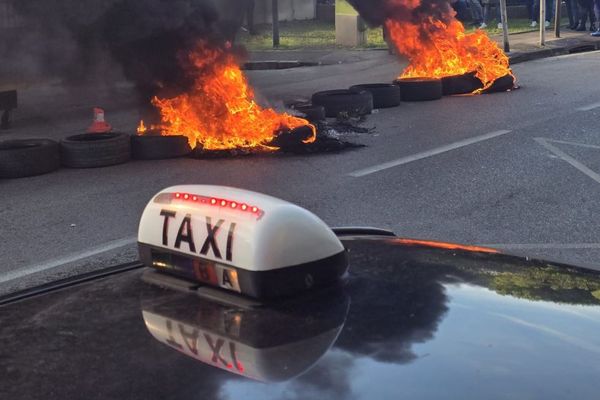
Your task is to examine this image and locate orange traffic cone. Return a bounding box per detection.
[87,107,112,133]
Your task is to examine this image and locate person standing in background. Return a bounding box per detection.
[534,0,555,28]
[466,0,484,27]
[245,0,256,35]
[566,0,581,28]
[527,0,537,26]
[576,0,596,31]
[481,0,502,29]
[452,0,471,23]
[592,0,600,34]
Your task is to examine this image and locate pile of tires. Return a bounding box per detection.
[1,131,194,179]
[389,73,514,101]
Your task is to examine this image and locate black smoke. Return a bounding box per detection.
[346,0,456,27]
[2,0,248,105]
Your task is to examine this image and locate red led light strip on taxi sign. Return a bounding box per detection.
[173,192,263,217]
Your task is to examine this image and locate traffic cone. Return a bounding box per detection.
[87,107,112,133]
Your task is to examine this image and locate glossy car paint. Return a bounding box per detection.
[1,238,599,399]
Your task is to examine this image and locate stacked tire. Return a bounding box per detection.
[349,84,401,109]
[441,72,483,96]
[60,133,131,168]
[394,78,443,102]
[292,104,326,123]
[312,89,374,117]
[0,139,60,179]
[59,133,192,168]
[1,131,194,179]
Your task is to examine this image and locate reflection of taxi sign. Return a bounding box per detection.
[141,285,349,382]
[138,185,348,298]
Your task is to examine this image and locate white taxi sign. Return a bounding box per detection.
[138,185,348,298]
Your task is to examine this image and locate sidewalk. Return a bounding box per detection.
[247,28,600,65]
[496,29,600,63]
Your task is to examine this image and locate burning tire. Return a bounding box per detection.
[441,72,483,95]
[349,84,401,108]
[0,139,60,179]
[394,78,443,102]
[131,135,191,160]
[269,125,315,151]
[482,74,516,94]
[293,105,326,123]
[311,89,373,118]
[60,133,131,168]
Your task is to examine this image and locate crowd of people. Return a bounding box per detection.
[453,0,600,36]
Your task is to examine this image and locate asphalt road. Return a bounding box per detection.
[2,50,600,295]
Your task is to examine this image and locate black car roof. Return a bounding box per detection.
[1,237,600,399]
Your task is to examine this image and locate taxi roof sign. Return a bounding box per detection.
[138,185,348,298]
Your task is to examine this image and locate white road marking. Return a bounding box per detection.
[477,243,600,250]
[349,130,512,177]
[0,236,137,284]
[576,101,600,112]
[535,137,600,184]
[544,138,600,150]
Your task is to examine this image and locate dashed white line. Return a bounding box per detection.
[535,137,600,184]
[0,236,137,284]
[576,101,600,112]
[349,129,512,177]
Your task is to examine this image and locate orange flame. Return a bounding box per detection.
[386,7,514,91]
[149,42,315,150]
[137,120,147,134]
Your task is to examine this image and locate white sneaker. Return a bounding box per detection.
[530,21,537,27]
[479,22,487,29]
[545,20,550,28]
[497,23,503,29]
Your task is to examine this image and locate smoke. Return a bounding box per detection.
[346,0,456,27]
[1,0,248,105]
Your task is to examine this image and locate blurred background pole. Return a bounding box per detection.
[272,0,280,47]
[539,0,546,45]
[499,0,510,52]
[554,0,561,37]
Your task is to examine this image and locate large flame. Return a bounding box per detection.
[385,2,513,90]
[145,42,315,150]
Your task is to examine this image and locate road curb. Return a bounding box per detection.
[509,41,600,64]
